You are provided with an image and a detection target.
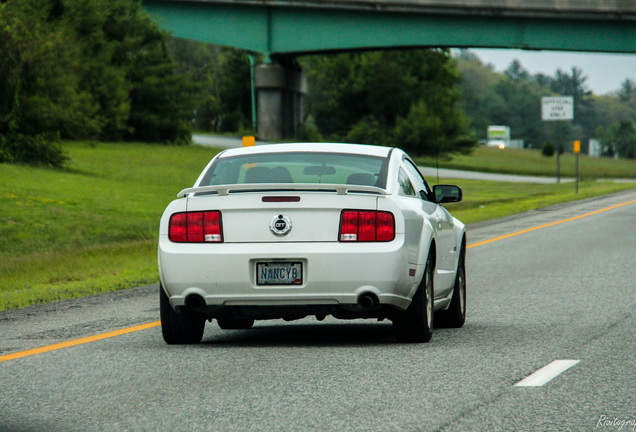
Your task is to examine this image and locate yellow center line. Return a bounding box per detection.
[2,198,635,363]
[467,199,636,249]
[0,321,160,363]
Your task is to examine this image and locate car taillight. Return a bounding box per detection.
[169,211,223,243]
[339,210,395,242]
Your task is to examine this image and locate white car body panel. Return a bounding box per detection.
[158,143,465,325]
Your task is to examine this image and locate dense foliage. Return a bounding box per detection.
[300,50,475,157]
[0,0,193,166]
[3,0,636,166]
[154,42,477,157]
[166,39,254,134]
[456,50,636,158]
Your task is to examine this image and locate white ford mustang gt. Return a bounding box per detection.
[158,143,466,344]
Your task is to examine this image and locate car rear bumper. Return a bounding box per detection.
[158,234,419,311]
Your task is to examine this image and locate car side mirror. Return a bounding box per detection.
[433,185,462,204]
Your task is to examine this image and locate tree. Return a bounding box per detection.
[0,0,196,166]
[551,67,590,97]
[597,120,636,159]
[62,0,131,140]
[459,57,553,148]
[101,0,194,143]
[550,67,596,143]
[504,59,530,82]
[167,39,219,131]
[492,73,545,147]
[532,73,553,89]
[0,0,94,165]
[166,39,255,133]
[618,79,636,103]
[301,49,475,156]
[455,53,506,141]
[454,50,636,155]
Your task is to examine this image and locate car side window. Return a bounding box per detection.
[397,168,416,197]
[403,158,431,201]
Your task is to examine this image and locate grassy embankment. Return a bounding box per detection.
[415,145,636,179]
[1,142,217,311]
[1,142,635,311]
[416,146,636,222]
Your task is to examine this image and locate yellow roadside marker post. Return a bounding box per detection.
[243,136,256,147]
[573,140,580,194]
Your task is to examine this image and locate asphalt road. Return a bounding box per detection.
[193,134,267,149]
[1,190,635,432]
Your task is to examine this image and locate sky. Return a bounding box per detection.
[467,48,636,96]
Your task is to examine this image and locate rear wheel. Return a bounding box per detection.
[217,317,255,330]
[393,253,434,343]
[160,285,205,344]
[436,246,466,328]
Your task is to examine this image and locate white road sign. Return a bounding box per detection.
[542,96,574,121]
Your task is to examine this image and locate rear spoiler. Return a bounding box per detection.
[177,183,387,197]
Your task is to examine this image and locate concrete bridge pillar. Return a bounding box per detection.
[255,63,306,141]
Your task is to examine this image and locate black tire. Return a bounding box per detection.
[160,285,205,344]
[217,317,255,330]
[393,253,434,343]
[436,245,466,329]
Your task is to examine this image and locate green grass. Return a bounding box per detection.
[1,141,635,311]
[442,179,636,224]
[415,146,636,179]
[0,141,221,310]
[2,240,157,310]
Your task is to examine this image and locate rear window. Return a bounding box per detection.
[199,152,388,189]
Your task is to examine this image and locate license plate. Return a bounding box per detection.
[256,262,303,286]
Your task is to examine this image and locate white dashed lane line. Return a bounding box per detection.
[514,360,581,387]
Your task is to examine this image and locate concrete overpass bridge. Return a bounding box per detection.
[143,0,636,139]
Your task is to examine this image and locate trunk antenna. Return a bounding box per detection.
[433,90,440,185]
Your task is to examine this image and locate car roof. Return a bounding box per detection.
[217,143,394,158]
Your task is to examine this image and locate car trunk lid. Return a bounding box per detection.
[182,186,384,243]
